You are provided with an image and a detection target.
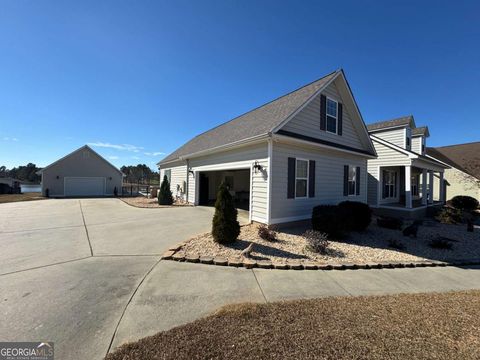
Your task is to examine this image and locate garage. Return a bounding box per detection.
[38,145,124,197]
[198,169,250,211]
[64,177,106,196]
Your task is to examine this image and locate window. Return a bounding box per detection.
[406,128,411,149]
[326,98,338,134]
[348,166,356,196]
[411,174,419,196]
[164,169,171,183]
[295,159,308,198]
[383,170,397,198]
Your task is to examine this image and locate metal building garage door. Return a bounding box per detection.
[64,177,105,196]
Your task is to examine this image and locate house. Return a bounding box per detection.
[38,145,124,197]
[0,177,21,194]
[366,116,449,218]
[426,142,480,201]
[158,69,377,225]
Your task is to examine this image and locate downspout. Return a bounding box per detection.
[186,159,190,203]
[267,132,273,225]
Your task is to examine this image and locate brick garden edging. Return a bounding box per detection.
[161,243,480,271]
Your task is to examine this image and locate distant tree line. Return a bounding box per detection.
[120,164,159,184]
[0,163,42,183]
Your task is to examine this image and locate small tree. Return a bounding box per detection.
[212,182,240,244]
[158,175,173,205]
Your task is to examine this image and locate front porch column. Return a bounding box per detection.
[439,172,445,203]
[428,171,434,204]
[405,165,412,209]
[421,169,428,205]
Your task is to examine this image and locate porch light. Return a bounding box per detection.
[253,161,263,173]
[188,170,194,176]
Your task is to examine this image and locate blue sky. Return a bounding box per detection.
[0,0,479,170]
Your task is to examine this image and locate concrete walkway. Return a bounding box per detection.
[1,199,480,360]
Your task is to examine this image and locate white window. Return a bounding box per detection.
[411,174,419,196]
[295,159,308,198]
[164,169,171,183]
[326,98,338,134]
[383,170,397,198]
[348,166,356,196]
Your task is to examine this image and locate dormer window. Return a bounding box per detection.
[326,98,338,134]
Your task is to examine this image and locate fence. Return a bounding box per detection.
[121,183,159,197]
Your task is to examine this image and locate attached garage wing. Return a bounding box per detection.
[64,177,106,196]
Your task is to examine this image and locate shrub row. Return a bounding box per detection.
[311,201,372,239]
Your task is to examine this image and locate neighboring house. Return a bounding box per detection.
[38,145,124,197]
[366,115,449,217]
[426,142,480,201]
[0,177,21,194]
[158,69,377,225]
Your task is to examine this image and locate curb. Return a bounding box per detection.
[161,244,480,271]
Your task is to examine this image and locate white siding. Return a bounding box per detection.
[189,143,269,223]
[281,82,367,151]
[434,168,480,201]
[367,139,412,206]
[270,142,368,223]
[160,160,188,200]
[411,136,424,154]
[372,128,406,148]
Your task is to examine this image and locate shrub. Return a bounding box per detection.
[258,225,277,242]
[377,217,403,230]
[311,205,344,239]
[212,182,240,244]
[428,237,453,250]
[436,207,462,224]
[158,175,173,205]
[338,201,372,231]
[304,230,329,254]
[388,239,405,250]
[113,186,118,197]
[451,196,479,212]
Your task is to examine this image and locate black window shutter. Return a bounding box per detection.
[382,170,387,199]
[343,165,349,196]
[355,166,361,195]
[338,103,343,135]
[320,94,326,131]
[308,160,315,198]
[287,157,296,199]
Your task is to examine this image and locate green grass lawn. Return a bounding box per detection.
[107,290,480,360]
[0,192,45,204]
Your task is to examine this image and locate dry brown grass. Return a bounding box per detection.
[107,290,480,360]
[0,192,45,204]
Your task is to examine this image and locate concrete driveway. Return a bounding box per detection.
[1,199,480,360]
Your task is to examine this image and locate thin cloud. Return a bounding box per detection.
[88,142,144,153]
[144,151,165,156]
[2,137,19,141]
[131,156,140,160]
[108,156,119,160]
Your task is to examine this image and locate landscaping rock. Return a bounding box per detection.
[185,254,200,263]
[161,250,175,260]
[257,260,273,269]
[199,256,214,264]
[227,257,243,267]
[172,252,186,261]
[287,261,303,270]
[213,257,228,266]
[272,261,288,270]
[243,259,257,269]
[303,262,318,270]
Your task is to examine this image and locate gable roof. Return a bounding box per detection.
[412,126,430,137]
[367,115,416,132]
[37,145,124,176]
[426,142,480,179]
[159,69,375,165]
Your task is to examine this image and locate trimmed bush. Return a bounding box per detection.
[436,207,462,224]
[429,237,453,250]
[304,230,329,254]
[377,217,403,230]
[212,182,240,244]
[258,225,277,242]
[311,205,344,239]
[388,239,405,250]
[451,196,479,212]
[338,201,372,231]
[158,175,173,205]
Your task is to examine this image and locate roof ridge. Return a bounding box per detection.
[434,141,480,149]
[187,70,339,140]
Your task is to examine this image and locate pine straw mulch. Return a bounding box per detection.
[107,290,480,360]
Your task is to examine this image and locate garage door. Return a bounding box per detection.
[64,177,105,196]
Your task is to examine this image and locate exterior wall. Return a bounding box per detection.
[188,142,269,223]
[367,140,411,206]
[270,141,368,224]
[433,167,480,201]
[411,136,424,154]
[159,160,188,200]
[281,81,367,151]
[41,147,123,197]
[372,128,406,148]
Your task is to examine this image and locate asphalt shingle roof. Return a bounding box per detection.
[367,116,414,132]
[426,142,480,179]
[412,126,429,136]
[159,71,339,164]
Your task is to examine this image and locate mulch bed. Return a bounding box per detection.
[107,290,480,360]
[119,196,192,208]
